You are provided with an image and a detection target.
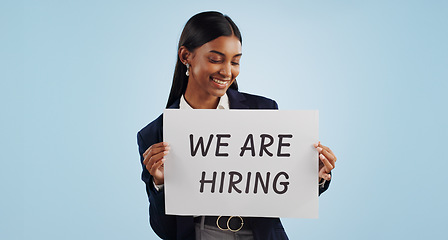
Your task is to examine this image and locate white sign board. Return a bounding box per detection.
[163,110,319,218]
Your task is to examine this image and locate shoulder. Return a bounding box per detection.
[240,92,278,108]
[137,114,164,151]
[137,99,180,151]
[227,88,278,109]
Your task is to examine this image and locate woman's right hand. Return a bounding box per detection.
[143,142,169,185]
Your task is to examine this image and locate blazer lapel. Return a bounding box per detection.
[227,88,250,109]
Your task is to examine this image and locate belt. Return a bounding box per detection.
[194,216,251,232]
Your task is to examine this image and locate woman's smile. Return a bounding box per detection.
[211,77,231,88]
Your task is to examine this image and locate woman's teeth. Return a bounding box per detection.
[212,78,228,85]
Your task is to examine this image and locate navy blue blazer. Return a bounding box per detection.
[137,88,330,240]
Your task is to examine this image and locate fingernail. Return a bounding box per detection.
[164,151,169,155]
[313,143,319,148]
[317,147,323,152]
[163,142,169,146]
[319,154,325,160]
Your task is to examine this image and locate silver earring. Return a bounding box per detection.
[186,63,190,76]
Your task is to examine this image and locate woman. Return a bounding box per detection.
[137,11,336,240]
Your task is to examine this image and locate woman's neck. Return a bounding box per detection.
[184,90,219,109]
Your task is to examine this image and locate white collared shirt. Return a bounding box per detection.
[179,93,230,110]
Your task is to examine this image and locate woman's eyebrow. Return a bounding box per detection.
[209,50,242,57]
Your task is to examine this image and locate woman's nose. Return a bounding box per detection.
[219,63,232,78]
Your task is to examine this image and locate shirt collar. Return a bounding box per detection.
[179,93,229,110]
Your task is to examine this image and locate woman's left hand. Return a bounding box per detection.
[314,142,337,181]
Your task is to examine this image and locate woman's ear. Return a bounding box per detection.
[178,46,191,64]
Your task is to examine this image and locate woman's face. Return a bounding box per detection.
[185,35,242,102]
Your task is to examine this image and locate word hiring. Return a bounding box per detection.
[200,171,290,194]
[189,133,293,157]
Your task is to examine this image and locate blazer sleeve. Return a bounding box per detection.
[319,173,331,195]
[137,115,177,239]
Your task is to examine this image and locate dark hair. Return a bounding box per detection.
[166,11,242,108]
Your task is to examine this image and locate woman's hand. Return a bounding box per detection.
[314,142,336,181]
[143,142,169,185]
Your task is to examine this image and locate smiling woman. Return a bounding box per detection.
[137,11,336,240]
[165,11,242,110]
[180,35,242,109]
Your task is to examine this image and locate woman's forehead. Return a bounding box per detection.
[198,36,242,56]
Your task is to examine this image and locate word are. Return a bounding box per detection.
[199,171,290,194]
[189,134,293,157]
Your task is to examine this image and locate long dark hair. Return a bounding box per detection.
[166,11,242,108]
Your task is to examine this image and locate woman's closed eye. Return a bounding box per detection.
[209,57,223,63]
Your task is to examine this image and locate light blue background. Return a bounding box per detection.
[1,0,447,239]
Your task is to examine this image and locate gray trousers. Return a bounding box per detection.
[195,216,254,240]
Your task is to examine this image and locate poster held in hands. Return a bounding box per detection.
[163,109,319,218]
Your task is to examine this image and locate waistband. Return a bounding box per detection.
[194,216,251,232]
